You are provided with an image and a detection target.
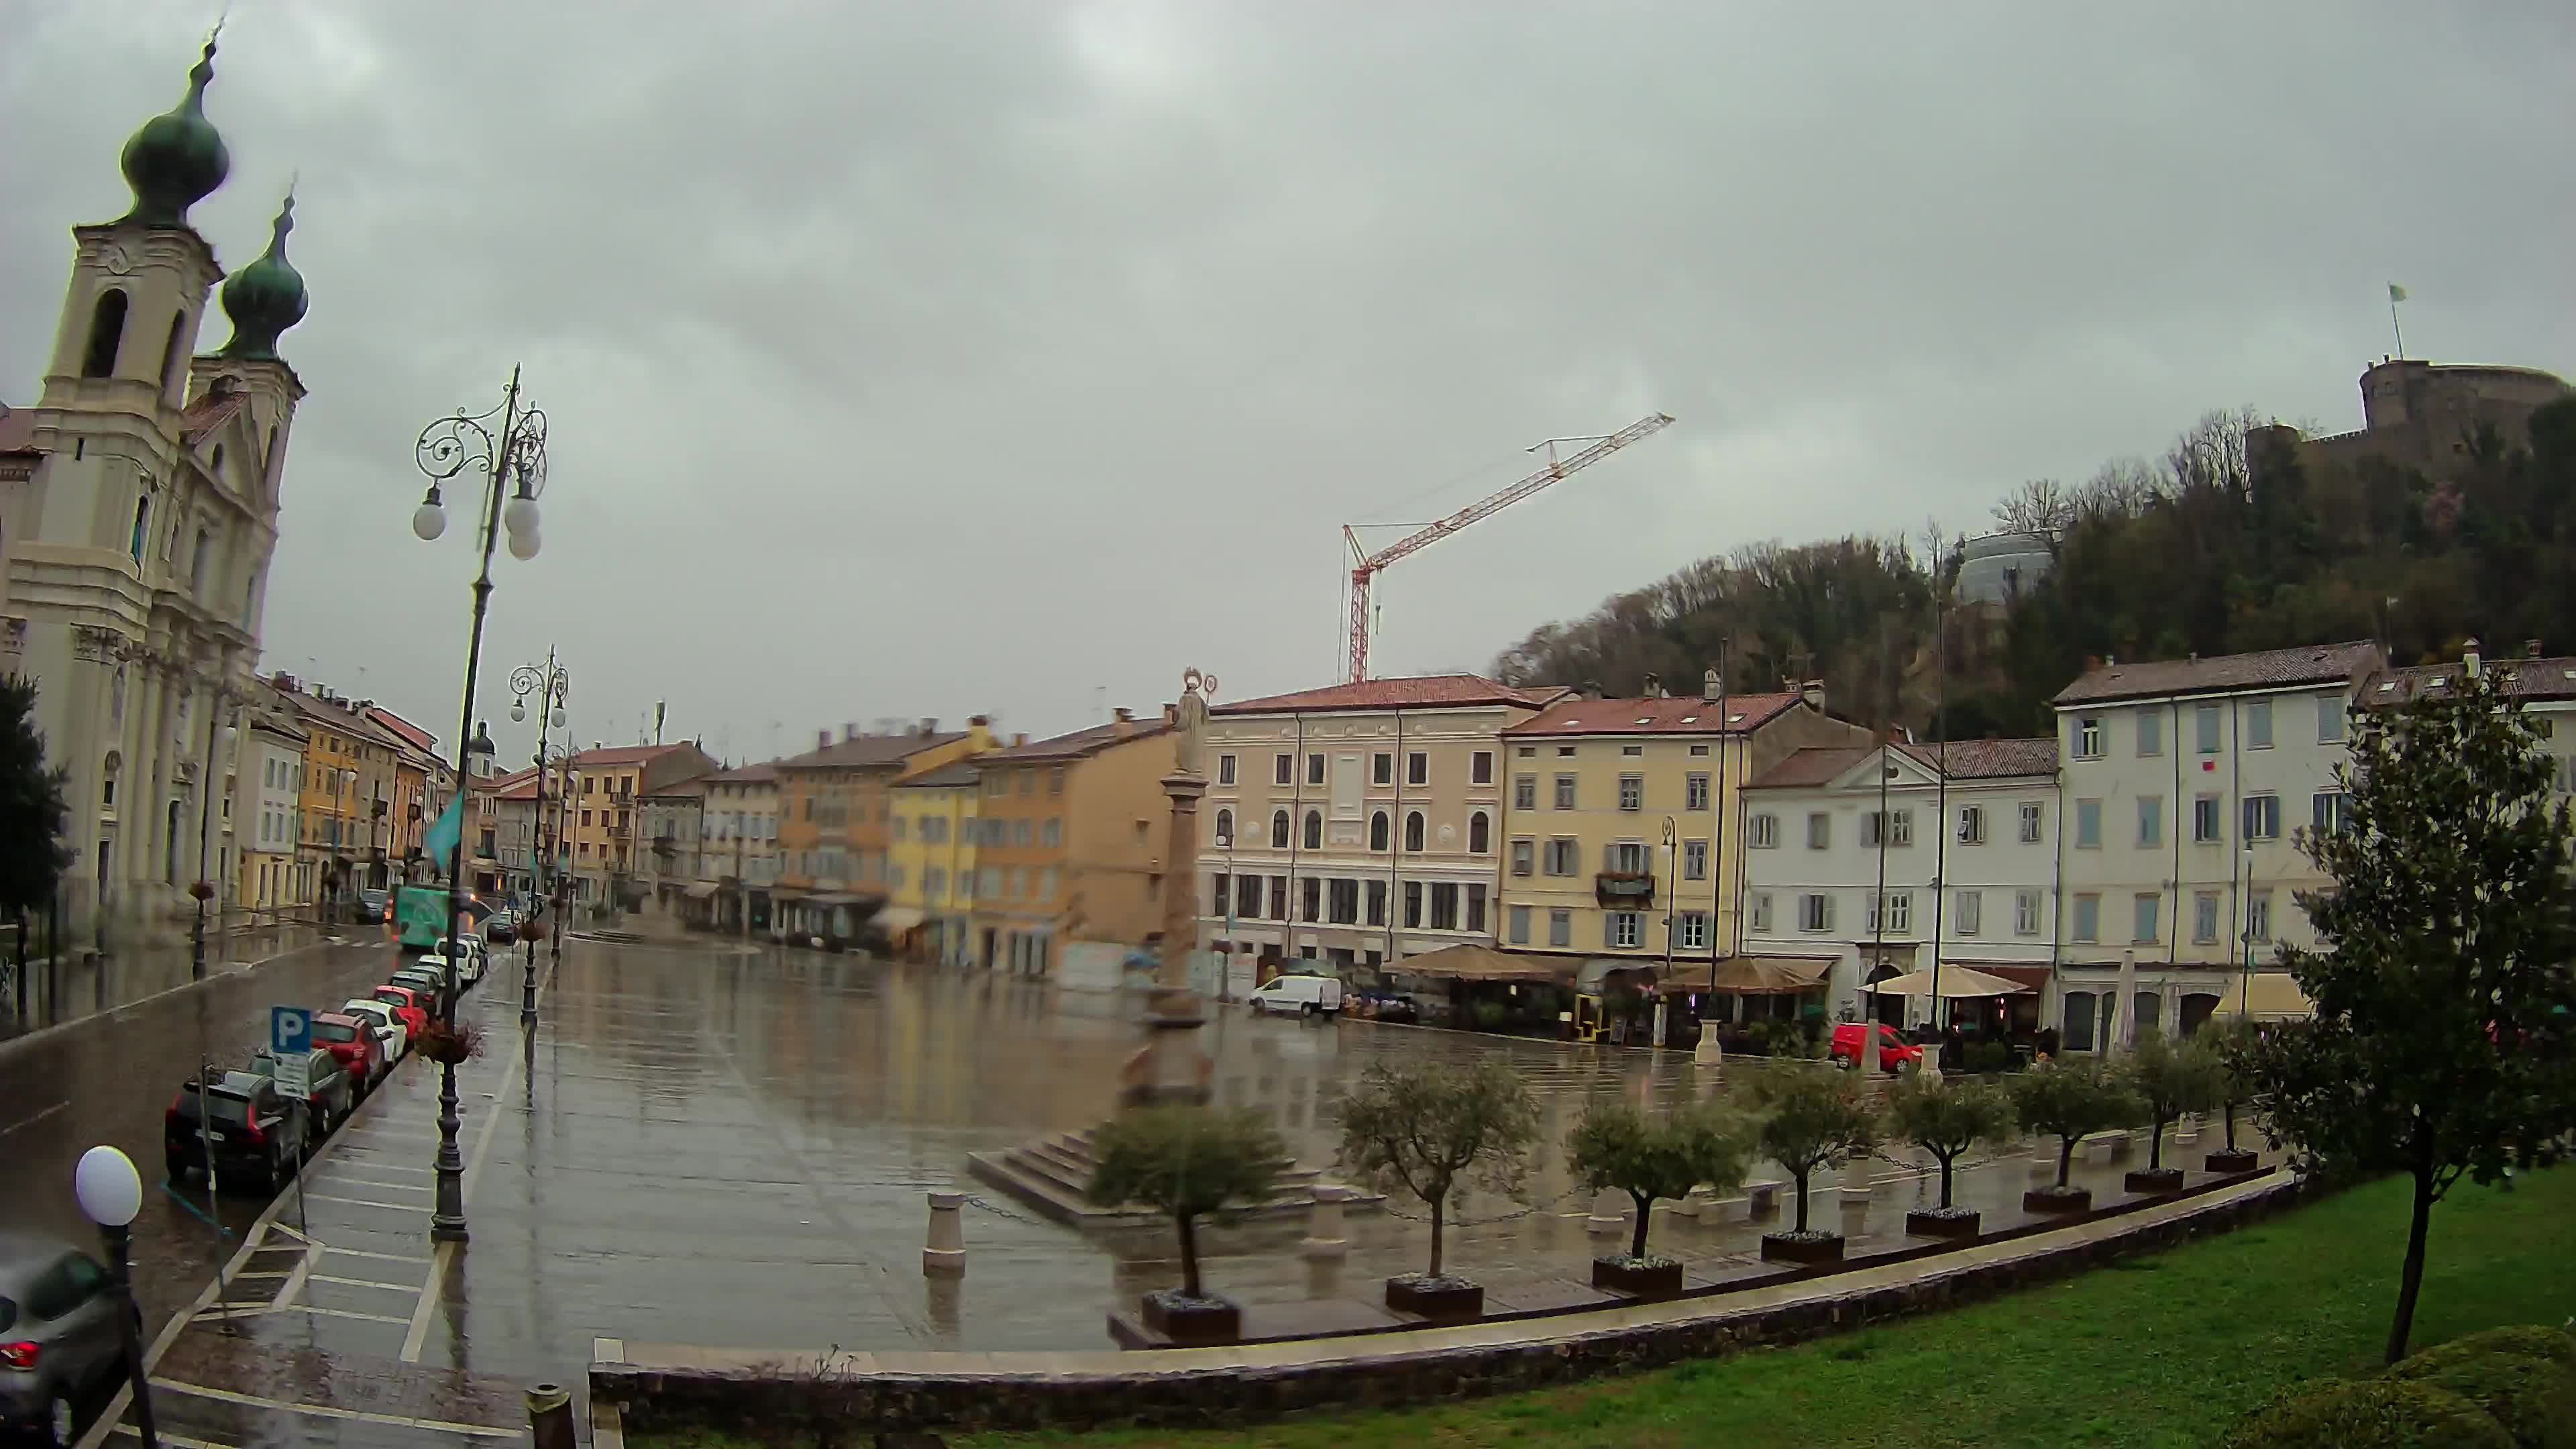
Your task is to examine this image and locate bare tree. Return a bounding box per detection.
[1992,478,2075,547]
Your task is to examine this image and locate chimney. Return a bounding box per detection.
[967,713,991,727]
[2465,637,2482,679]
[1161,702,1178,728]
[843,722,859,742]
[918,717,938,737]
[817,728,832,751]
[1112,706,1136,738]
[1701,668,1720,701]
[1801,678,1827,713]
[1012,732,1028,747]
[1642,672,1661,698]
[2082,654,2103,674]
[2526,639,2543,659]
[2104,653,2116,668]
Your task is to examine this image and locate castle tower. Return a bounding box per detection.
[4,31,313,938]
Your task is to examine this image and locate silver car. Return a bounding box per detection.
[0,1232,132,1446]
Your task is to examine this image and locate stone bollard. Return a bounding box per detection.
[1694,1030,1724,1068]
[923,1191,967,1277]
[1839,1150,1874,1208]
[1587,1189,1628,1237]
[526,1383,576,1449]
[2176,1114,2202,1148]
[1298,1184,1353,1260]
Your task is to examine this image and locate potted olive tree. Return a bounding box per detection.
[1754,1065,1880,1263]
[1338,1059,1540,1321]
[1566,1099,1747,1297]
[2125,1030,2220,1193]
[2009,1060,2145,1214]
[1886,1072,2016,1238]
[1087,1105,1285,1346]
[2199,1016,2263,1173]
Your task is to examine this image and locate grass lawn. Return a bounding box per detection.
[636,1168,2576,1449]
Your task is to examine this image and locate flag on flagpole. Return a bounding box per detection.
[2388,282,2408,303]
[423,790,466,871]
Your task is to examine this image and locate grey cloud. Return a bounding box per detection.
[5,0,2569,761]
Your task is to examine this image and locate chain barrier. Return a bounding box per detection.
[1374,1184,1587,1228]
[962,1193,1049,1227]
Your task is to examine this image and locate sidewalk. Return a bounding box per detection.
[0,918,331,1040]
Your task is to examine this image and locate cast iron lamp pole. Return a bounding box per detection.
[76,1146,157,1448]
[412,368,549,1242]
[510,656,568,1032]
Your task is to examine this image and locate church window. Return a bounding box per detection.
[102,754,120,810]
[210,443,224,474]
[83,289,128,378]
[129,496,150,565]
[158,311,188,396]
[191,528,212,592]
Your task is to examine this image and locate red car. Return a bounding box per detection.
[370,985,431,1040]
[310,1012,388,1094]
[1830,1022,1924,1073]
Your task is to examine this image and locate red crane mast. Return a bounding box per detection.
[1344,413,1674,682]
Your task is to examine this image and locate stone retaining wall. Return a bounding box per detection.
[596,1174,2309,1439]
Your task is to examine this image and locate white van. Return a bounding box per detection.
[1250,972,1344,1018]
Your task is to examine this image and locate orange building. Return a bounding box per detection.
[564,742,718,910]
[771,718,991,946]
[965,707,1175,975]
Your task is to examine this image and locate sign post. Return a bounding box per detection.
[268,1007,313,1234]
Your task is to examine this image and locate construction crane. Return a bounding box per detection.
[1343,412,1674,682]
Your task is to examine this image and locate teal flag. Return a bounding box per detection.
[423,791,465,869]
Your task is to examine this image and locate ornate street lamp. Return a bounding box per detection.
[510,653,569,1032]
[411,368,548,1242]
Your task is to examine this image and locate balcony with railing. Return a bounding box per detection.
[1594,871,1656,908]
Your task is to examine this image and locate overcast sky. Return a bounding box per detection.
[7,1,2570,766]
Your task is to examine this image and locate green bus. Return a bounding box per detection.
[395,886,449,949]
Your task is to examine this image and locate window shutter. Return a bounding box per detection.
[1601,841,1615,872]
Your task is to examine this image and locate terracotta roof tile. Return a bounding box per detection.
[571,743,698,769]
[703,761,780,784]
[180,391,247,443]
[1214,674,1559,716]
[1504,692,1803,737]
[1898,737,2059,779]
[1746,746,1879,790]
[980,718,1171,761]
[773,732,967,771]
[896,761,983,789]
[2053,641,2383,706]
[2370,656,2576,706]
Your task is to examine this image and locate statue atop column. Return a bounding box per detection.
[1172,667,1217,779]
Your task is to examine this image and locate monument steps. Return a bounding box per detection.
[966,1128,1381,1229]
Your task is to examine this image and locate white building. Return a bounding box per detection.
[2049,641,2383,1046]
[1196,675,1566,971]
[1,35,310,934]
[698,762,781,933]
[232,706,304,910]
[2375,641,2576,788]
[1739,737,2060,1030]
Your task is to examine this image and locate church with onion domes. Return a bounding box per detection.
[0,29,315,936]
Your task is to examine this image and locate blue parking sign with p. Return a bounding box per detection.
[271,1006,311,1057]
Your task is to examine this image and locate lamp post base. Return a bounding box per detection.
[431,1061,468,1242]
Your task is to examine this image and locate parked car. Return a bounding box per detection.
[246,1047,355,1148]
[432,937,487,985]
[309,1012,388,1095]
[339,1000,409,1062]
[1358,992,1419,1024]
[390,966,448,1005]
[1829,1022,1923,1073]
[366,985,431,1040]
[163,1074,301,1191]
[355,888,388,921]
[0,1231,136,1448]
[1249,972,1344,1018]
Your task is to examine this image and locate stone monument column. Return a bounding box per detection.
[1120,667,1218,1108]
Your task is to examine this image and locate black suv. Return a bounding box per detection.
[246,1048,356,1149]
[164,1074,301,1193]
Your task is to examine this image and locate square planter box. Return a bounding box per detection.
[1760,1231,1847,1265]
[1904,1207,1982,1239]
[1384,1275,1485,1322]
[1139,1291,1241,1346]
[2124,1167,2186,1195]
[2204,1148,2260,1174]
[1591,1255,1685,1297]
[2023,1185,2093,1215]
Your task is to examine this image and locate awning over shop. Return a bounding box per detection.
[874,906,928,932]
[1391,944,1575,987]
[1575,958,1663,994]
[2214,971,2315,1020]
[1953,963,2051,993]
[1868,965,2034,999]
[684,881,720,899]
[1707,955,1834,995]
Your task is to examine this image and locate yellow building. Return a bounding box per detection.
[887,761,982,964]
[1495,680,1867,977]
[267,677,405,909]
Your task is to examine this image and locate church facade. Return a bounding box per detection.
[2,33,313,936]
